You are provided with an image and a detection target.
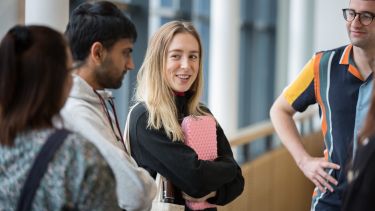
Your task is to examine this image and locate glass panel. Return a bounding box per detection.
[238,0,277,162]
[161,17,174,25]
[161,0,174,7]
[194,0,210,16]
[192,0,210,103]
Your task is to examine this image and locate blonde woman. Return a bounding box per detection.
[126,21,244,210]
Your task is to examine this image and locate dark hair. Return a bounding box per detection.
[0,25,69,145]
[65,1,137,61]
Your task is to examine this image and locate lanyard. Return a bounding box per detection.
[93,89,128,153]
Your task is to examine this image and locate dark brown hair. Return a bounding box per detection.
[0,25,69,145]
[65,1,137,61]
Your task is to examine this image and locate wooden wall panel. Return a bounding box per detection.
[218,132,323,211]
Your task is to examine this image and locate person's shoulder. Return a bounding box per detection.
[315,44,349,56]
[60,131,108,165]
[61,97,91,120]
[130,102,148,120]
[51,131,118,208]
[41,130,112,185]
[62,94,93,111]
[198,102,212,114]
[61,96,102,124]
[58,131,114,180]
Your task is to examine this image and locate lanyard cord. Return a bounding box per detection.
[92,89,128,153]
[107,97,125,144]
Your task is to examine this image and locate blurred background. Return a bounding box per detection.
[0,0,349,210]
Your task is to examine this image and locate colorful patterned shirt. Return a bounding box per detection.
[0,128,120,211]
[283,44,373,211]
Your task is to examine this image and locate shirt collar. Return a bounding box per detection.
[339,44,366,81]
[339,44,352,65]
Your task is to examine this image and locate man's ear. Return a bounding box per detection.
[90,42,105,65]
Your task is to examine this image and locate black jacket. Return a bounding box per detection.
[128,95,244,210]
[342,137,375,211]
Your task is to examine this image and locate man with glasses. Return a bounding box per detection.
[270,0,375,210]
[61,1,156,210]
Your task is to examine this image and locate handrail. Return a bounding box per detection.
[229,106,319,147]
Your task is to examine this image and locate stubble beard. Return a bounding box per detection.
[95,60,126,89]
[350,35,370,50]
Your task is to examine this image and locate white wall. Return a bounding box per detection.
[0,0,19,39]
[0,0,70,38]
[287,0,314,83]
[314,0,349,52]
[25,0,69,33]
[275,0,350,96]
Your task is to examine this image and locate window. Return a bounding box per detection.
[238,0,277,162]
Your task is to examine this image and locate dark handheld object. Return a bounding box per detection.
[162,178,176,203]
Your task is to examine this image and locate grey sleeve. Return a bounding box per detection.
[62,103,157,211]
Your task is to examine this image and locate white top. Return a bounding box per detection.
[61,75,156,211]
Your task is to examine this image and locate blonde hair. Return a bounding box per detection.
[135,21,208,141]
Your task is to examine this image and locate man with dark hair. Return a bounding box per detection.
[270,0,375,210]
[62,1,156,210]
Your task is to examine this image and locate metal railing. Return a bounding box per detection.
[219,106,323,211]
[229,106,319,148]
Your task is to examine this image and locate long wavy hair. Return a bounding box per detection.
[135,21,208,141]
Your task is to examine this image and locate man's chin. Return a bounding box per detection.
[351,39,368,49]
[110,81,123,89]
[109,75,125,89]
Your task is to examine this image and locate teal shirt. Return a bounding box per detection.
[353,77,373,158]
[0,128,120,211]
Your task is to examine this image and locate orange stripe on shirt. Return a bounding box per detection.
[312,189,318,197]
[340,45,364,81]
[324,149,328,161]
[313,53,327,137]
[339,44,352,65]
[348,65,364,81]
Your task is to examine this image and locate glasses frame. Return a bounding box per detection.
[342,8,375,26]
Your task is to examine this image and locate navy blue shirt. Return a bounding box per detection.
[284,44,373,211]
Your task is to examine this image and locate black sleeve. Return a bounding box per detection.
[207,124,244,205]
[131,111,239,198]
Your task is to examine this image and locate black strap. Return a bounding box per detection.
[16,129,70,211]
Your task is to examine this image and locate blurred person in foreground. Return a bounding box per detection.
[342,5,375,206]
[0,25,120,210]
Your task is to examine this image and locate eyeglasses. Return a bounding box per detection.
[342,8,375,26]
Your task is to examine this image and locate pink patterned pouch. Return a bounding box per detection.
[181,115,217,210]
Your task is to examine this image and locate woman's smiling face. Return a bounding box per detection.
[164,32,200,93]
